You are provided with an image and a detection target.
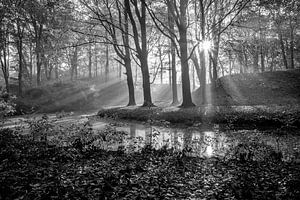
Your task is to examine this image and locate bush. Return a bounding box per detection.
[0,92,16,118]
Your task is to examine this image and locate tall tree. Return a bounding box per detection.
[80,0,136,106]
[125,0,153,107]
[168,6,179,105]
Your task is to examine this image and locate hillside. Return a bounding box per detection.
[15,70,300,114]
[192,70,300,106]
[19,78,181,113]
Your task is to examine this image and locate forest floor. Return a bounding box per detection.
[1,124,300,200]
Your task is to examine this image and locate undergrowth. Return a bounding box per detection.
[0,116,300,199]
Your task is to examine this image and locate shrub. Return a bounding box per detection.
[0,92,16,118]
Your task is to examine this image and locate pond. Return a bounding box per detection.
[92,120,300,162]
[1,112,300,163]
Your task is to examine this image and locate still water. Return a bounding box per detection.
[92,120,300,162]
[2,113,300,162]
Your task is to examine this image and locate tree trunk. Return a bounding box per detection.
[123,6,136,106]
[88,43,92,78]
[260,46,265,72]
[140,0,153,106]
[140,54,153,106]
[278,31,288,69]
[36,42,42,86]
[211,0,220,85]
[199,0,207,105]
[253,47,259,72]
[243,47,248,72]
[70,46,78,80]
[191,54,201,84]
[199,49,206,104]
[94,44,98,77]
[54,54,58,79]
[119,64,122,79]
[125,58,136,106]
[74,47,78,79]
[159,47,164,84]
[105,44,109,82]
[29,42,33,84]
[0,54,9,94]
[171,42,179,105]
[0,31,9,94]
[290,26,295,69]
[17,38,23,96]
[168,6,179,105]
[178,1,194,107]
[125,0,153,106]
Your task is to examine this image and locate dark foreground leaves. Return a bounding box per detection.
[0,128,299,200]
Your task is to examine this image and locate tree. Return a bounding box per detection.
[168,6,179,105]
[148,0,195,107]
[79,0,136,106]
[125,0,153,107]
[0,1,12,93]
[260,0,300,70]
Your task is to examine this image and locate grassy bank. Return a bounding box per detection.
[97,105,300,129]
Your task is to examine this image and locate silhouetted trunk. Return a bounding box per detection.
[105,44,109,82]
[253,48,259,72]
[48,62,53,81]
[178,0,194,107]
[199,0,206,104]
[243,47,248,72]
[209,53,213,82]
[36,40,42,85]
[211,0,220,85]
[200,49,206,103]
[29,42,33,84]
[278,31,288,69]
[228,51,232,75]
[17,38,23,96]
[119,64,122,79]
[55,65,58,79]
[0,57,9,93]
[290,25,295,69]
[111,0,136,106]
[0,30,9,94]
[54,54,58,79]
[191,54,201,84]
[260,46,265,72]
[124,7,136,106]
[158,47,163,84]
[71,46,78,80]
[88,43,92,78]
[125,0,153,106]
[125,58,136,106]
[168,6,179,105]
[192,65,195,90]
[44,56,52,81]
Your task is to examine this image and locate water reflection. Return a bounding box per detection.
[95,122,300,162]
[2,113,300,162]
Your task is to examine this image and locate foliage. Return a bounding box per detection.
[0,92,16,118]
[26,114,54,142]
[0,125,300,199]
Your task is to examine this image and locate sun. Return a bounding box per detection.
[202,40,212,51]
